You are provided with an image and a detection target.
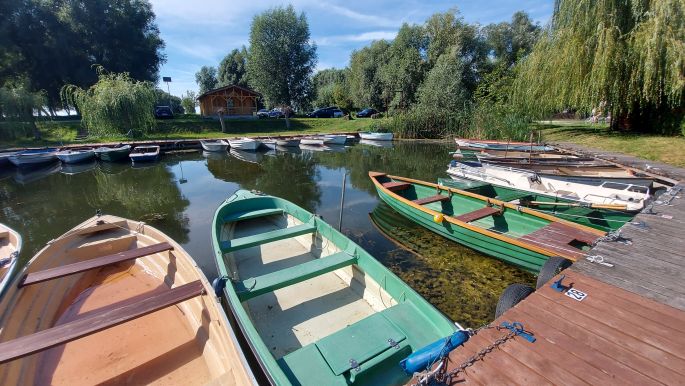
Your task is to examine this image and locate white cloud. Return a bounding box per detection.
[315,31,396,46]
[318,4,401,28]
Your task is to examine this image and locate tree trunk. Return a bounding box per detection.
[218,112,226,133]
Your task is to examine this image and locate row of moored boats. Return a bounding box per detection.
[201,131,393,152]
[0,144,160,167]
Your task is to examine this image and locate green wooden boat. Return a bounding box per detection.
[93,144,131,162]
[437,178,634,231]
[212,190,458,385]
[369,172,606,272]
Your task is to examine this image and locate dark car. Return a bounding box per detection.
[308,106,342,118]
[268,109,285,118]
[356,108,378,118]
[256,109,270,118]
[154,105,173,119]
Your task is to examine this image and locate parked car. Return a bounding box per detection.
[308,106,343,118]
[356,108,378,118]
[268,109,285,118]
[154,105,173,119]
[256,109,270,118]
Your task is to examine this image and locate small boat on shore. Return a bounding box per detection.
[359,132,393,141]
[200,139,229,152]
[8,148,58,167]
[0,223,21,297]
[212,190,458,385]
[229,138,260,151]
[0,215,255,385]
[55,148,95,164]
[437,178,634,231]
[129,145,160,163]
[0,151,19,167]
[93,144,131,162]
[455,138,554,152]
[276,138,301,147]
[300,137,325,146]
[369,171,606,272]
[323,134,347,145]
[446,161,650,212]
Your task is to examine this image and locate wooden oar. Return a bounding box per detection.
[524,200,628,210]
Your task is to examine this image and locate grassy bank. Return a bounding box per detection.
[0,115,377,148]
[539,120,685,167]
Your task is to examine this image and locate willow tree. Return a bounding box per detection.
[0,82,46,139]
[513,0,685,132]
[62,68,156,136]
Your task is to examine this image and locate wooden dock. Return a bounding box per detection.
[413,144,685,385]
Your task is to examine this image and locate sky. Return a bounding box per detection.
[150,0,555,98]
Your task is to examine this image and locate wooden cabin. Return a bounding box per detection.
[198,85,260,117]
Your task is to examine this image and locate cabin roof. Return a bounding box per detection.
[197,84,261,100]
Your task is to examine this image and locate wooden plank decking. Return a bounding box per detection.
[432,270,685,385]
[414,144,685,385]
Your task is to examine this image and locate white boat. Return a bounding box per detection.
[447,161,649,212]
[200,139,229,152]
[129,145,160,163]
[228,138,260,151]
[323,134,347,145]
[276,138,300,147]
[359,132,393,141]
[455,138,555,152]
[8,148,58,167]
[55,148,95,164]
[0,151,19,167]
[0,223,21,297]
[261,140,277,149]
[300,137,325,146]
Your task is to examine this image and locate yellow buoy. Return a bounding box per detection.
[433,214,444,223]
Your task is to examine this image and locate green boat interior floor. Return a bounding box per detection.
[214,191,457,385]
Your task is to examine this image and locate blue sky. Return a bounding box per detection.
[150,1,554,97]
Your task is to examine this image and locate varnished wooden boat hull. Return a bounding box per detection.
[0,215,255,385]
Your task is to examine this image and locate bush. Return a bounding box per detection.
[387,108,472,139]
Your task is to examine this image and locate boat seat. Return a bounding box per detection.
[413,195,450,205]
[455,206,502,223]
[220,223,316,253]
[222,208,284,223]
[0,280,204,364]
[382,182,411,192]
[19,242,173,287]
[236,252,357,301]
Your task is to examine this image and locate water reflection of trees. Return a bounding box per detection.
[314,142,455,195]
[0,162,191,258]
[206,152,321,212]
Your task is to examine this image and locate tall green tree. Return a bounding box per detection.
[2,0,165,111]
[349,40,391,110]
[0,81,46,139]
[415,48,469,112]
[248,5,317,109]
[218,47,249,87]
[181,90,197,114]
[514,0,685,132]
[312,68,346,107]
[379,24,427,111]
[483,11,540,68]
[195,66,218,95]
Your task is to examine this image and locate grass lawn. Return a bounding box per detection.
[539,120,685,167]
[1,115,379,148]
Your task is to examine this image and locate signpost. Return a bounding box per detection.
[163,77,172,108]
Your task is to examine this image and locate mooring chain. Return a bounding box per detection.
[413,322,534,386]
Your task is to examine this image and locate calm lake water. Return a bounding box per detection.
[0,141,534,327]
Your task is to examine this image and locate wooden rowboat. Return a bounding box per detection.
[129,145,160,163]
[0,215,255,385]
[369,172,606,272]
[455,138,554,152]
[212,190,457,385]
[0,223,21,297]
[93,144,131,162]
[200,139,229,152]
